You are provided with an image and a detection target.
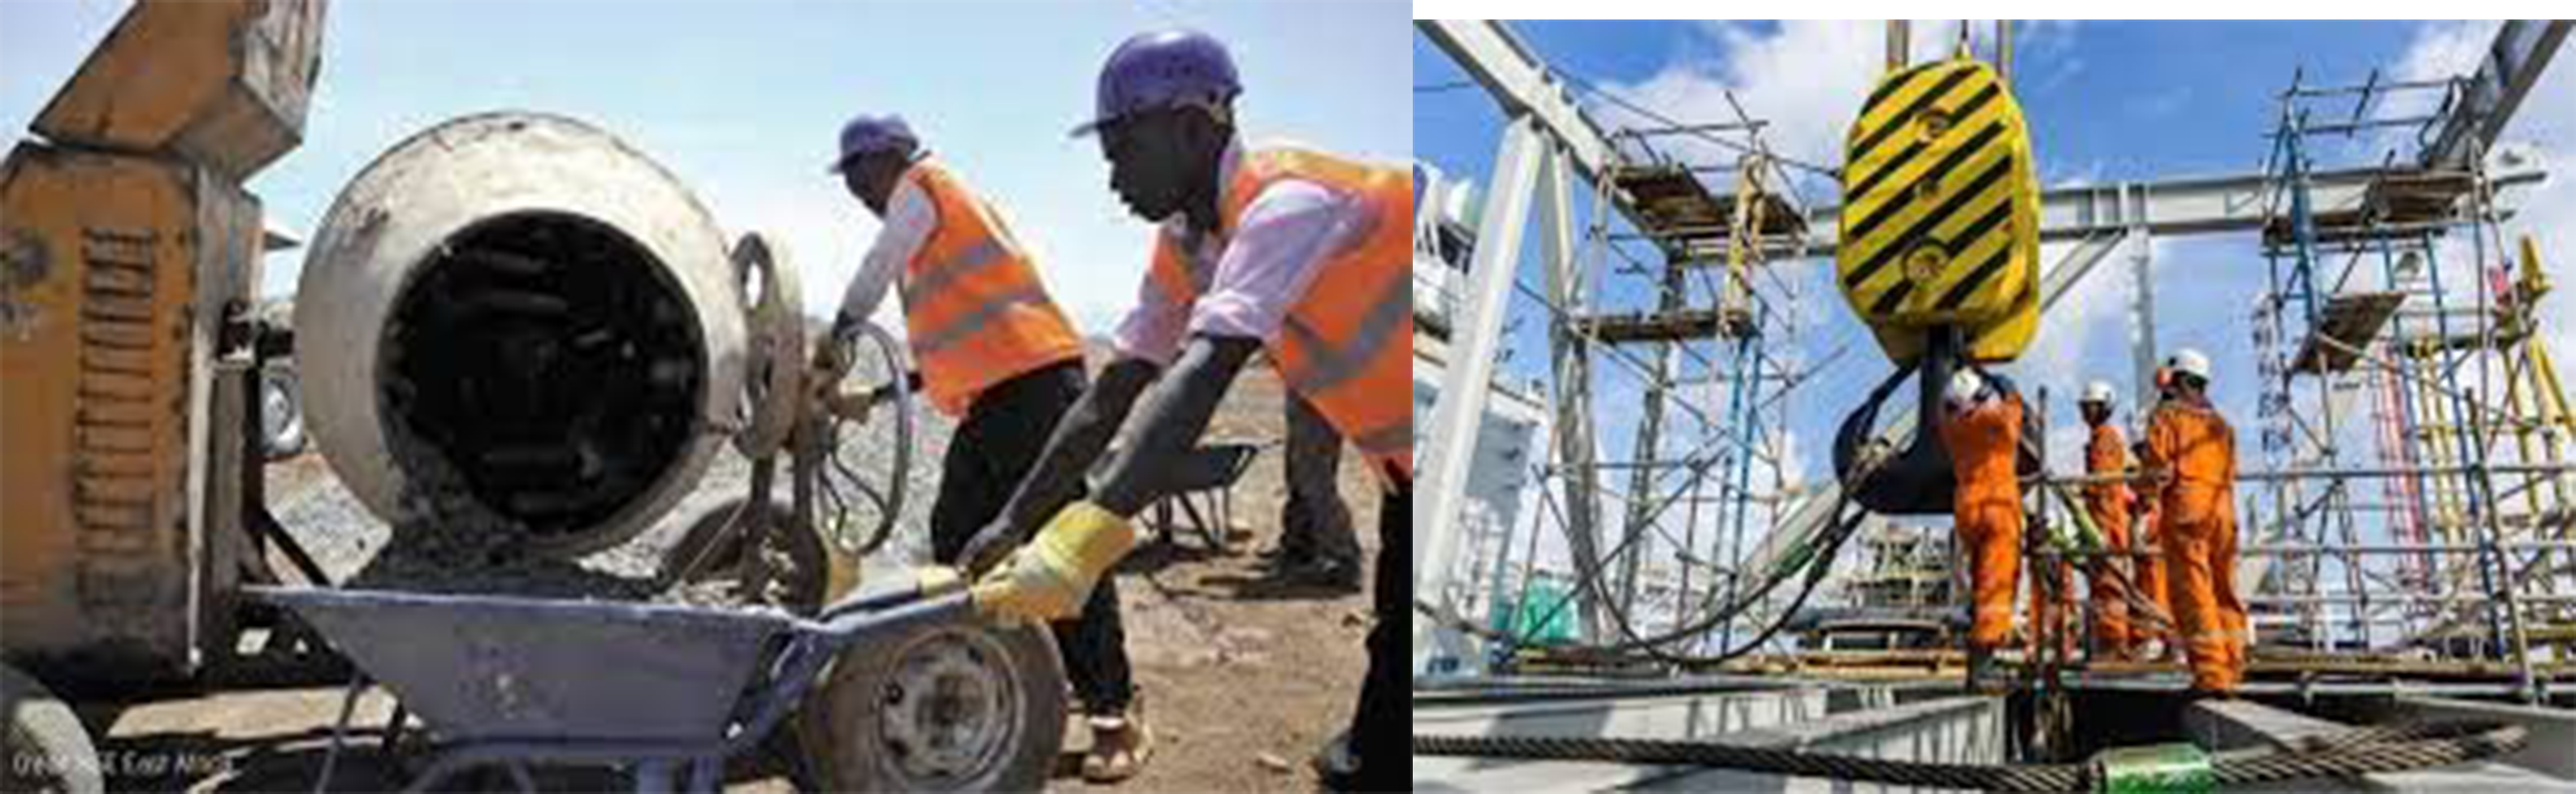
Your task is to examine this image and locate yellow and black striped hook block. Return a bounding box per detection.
[1837,58,2041,365]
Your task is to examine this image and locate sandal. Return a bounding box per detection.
[1080,712,1153,783]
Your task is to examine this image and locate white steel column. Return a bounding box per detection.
[1417,117,1551,672]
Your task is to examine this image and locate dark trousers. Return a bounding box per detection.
[1281,393,1361,565]
[927,360,1135,714]
[1348,477,1407,789]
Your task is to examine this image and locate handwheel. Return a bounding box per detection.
[811,320,913,559]
[2,662,102,794]
[794,620,1067,792]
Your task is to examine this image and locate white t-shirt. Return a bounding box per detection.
[832,166,937,329]
[1110,139,1372,365]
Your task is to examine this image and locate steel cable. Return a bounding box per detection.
[1415,720,2527,792]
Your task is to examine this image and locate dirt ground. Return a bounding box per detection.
[75,361,1380,793]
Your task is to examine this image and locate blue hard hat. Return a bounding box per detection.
[1071,28,1240,138]
[829,114,919,173]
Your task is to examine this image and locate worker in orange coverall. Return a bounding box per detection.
[2078,380,2134,661]
[2141,347,2248,694]
[2133,373,2179,662]
[2131,489,2171,659]
[1937,367,2025,692]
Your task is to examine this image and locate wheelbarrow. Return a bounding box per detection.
[247,580,1065,792]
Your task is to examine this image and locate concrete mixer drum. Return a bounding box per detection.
[296,111,747,556]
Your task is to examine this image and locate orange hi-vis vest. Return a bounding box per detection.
[1145,147,1414,482]
[898,162,1084,417]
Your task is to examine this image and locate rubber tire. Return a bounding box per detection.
[663,496,829,615]
[2,663,102,794]
[794,622,1067,793]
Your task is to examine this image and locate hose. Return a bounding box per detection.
[1418,473,1867,666]
[1414,720,2527,792]
[1417,436,1894,668]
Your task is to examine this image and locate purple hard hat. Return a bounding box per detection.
[829,114,919,173]
[1070,28,1240,138]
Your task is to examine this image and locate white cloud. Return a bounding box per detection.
[2048,158,2107,189]
[2380,21,2503,129]
[1586,20,2065,203]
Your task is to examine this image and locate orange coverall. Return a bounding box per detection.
[2144,398,2248,691]
[2132,442,2176,657]
[2084,423,2135,658]
[1937,392,2025,653]
[2133,502,2176,654]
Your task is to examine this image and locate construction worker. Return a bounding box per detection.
[815,114,1145,779]
[2132,436,2176,662]
[2141,348,2249,694]
[953,28,1410,791]
[2133,370,2179,661]
[1937,366,2025,691]
[1271,394,1363,589]
[2079,380,2134,661]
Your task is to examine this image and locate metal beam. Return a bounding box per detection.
[1417,19,1678,244]
[1417,19,1619,183]
[1417,118,1551,673]
[1756,164,2544,259]
[2422,20,2574,170]
[2127,184,2158,410]
[1534,141,1610,644]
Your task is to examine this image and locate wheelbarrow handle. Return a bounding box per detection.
[809,589,976,648]
[812,567,968,621]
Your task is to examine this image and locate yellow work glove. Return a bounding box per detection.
[914,564,963,595]
[969,501,1136,624]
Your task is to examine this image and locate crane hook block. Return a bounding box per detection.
[1837,58,2041,365]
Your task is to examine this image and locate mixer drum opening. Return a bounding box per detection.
[380,212,703,537]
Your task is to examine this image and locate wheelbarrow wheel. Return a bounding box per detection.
[2,662,102,794]
[795,622,1067,792]
[663,496,829,615]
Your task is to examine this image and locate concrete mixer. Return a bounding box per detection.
[4,6,1059,786]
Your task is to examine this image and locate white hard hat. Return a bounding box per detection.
[1945,369,1986,408]
[2167,348,2213,382]
[2080,380,2116,405]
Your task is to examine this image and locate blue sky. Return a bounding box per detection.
[0,0,1409,335]
[1418,21,2576,582]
